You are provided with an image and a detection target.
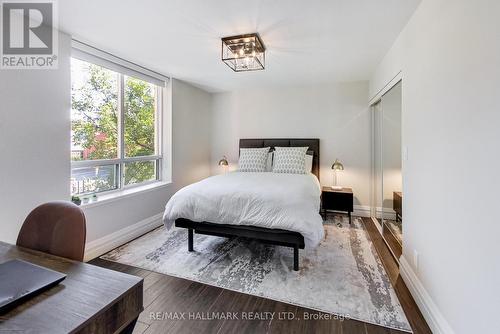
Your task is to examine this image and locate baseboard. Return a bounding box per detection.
[352,205,395,219]
[353,205,371,217]
[372,206,397,220]
[399,257,454,334]
[84,213,164,262]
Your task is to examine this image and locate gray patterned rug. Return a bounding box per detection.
[101,215,411,332]
[386,219,403,244]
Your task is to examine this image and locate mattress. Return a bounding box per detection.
[162,171,324,248]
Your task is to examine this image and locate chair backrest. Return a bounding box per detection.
[17,201,87,261]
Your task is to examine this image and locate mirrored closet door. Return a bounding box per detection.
[371,81,403,259]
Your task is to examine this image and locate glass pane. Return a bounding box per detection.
[124,76,157,157]
[381,81,403,250]
[124,160,157,186]
[71,165,118,195]
[71,58,119,161]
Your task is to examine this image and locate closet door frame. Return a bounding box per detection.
[370,101,383,232]
[369,72,403,262]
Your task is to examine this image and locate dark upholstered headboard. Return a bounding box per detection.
[239,138,320,179]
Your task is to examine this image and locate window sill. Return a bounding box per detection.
[79,181,171,209]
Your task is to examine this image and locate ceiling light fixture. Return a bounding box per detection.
[221,33,265,72]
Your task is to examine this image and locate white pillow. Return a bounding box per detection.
[238,147,270,172]
[272,147,309,174]
[305,153,313,173]
[265,151,274,172]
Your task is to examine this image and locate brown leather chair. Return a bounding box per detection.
[17,201,87,261]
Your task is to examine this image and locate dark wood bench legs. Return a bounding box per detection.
[181,222,302,271]
[188,228,194,252]
[293,246,299,271]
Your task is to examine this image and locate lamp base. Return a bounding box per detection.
[331,186,343,190]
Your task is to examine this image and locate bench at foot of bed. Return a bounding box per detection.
[175,218,305,271]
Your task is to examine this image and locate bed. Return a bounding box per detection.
[163,138,322,271]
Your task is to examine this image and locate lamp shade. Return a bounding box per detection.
[218,156,229,166]
[331,159,344,171]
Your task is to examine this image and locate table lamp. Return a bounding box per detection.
[218,156,229,173]
[331,158,344,190]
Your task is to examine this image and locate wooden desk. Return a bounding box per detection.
[0,241,143,334]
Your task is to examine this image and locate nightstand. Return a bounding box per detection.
[321,186,354,224]
[393,191,402,222]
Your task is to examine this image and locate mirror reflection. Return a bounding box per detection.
[371,81,403,258]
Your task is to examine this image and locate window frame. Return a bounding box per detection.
[70,59,164,196]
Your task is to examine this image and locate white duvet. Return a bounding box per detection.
[162,172,324,248]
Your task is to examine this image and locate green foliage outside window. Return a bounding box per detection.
[71,59,158,193]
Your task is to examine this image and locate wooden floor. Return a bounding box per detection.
[90,217,431,334]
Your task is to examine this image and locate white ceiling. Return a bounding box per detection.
[59,0,421,92]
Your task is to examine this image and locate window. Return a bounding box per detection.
[70,57,164,196]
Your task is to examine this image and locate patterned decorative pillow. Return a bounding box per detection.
[272,147,309,174]
[238,147,270,172]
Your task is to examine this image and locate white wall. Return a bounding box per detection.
[210,82,371,209]
[0,27,212,249]
[0,32,71,244]
[370,0,500,333]
[170,79,213,191]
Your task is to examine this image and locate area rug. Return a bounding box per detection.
[386,219,403,244]
[101,215,411,332]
